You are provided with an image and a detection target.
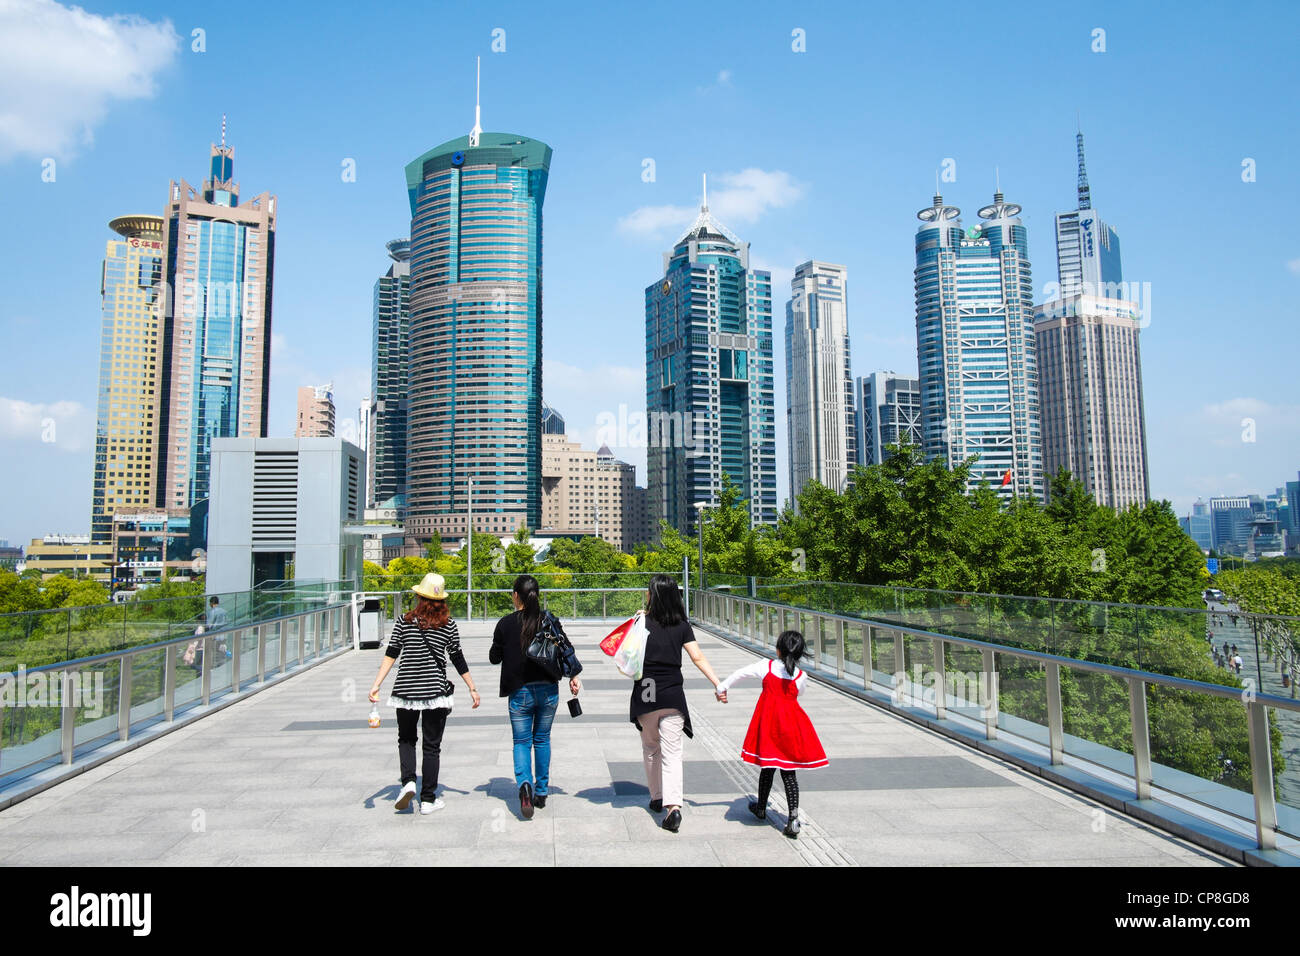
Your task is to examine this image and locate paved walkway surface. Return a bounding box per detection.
[0,621,1233,866]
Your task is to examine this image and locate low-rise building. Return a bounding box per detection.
[24,535,113,582]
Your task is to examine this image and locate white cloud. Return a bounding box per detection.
[717,69,732,86]
[0,396,93,452]
[617,167,806,240]
[270,332,287,358]
[1287,258,1300,275]
[0,0,179,160]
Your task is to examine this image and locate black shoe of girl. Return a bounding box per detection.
[649,799,663,813]
[533,794,547,809]
[662,809,681,833]
[748,801,766,820]
[783,812,801,840]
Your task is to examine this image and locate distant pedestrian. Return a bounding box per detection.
[1233,654,1243,674]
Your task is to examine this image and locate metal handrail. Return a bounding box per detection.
[698,589,1291,853]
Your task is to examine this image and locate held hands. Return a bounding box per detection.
[715,686,727,703]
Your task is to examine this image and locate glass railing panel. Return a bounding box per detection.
[943,642,988,723]
[1059,663,1134,776]
[70,661,121,748]
[1146,683,1258,822]
[843,622,866,679]
[870,625,896,687]
[129,649,166,729]
[0,696,62,780]
[995,653,1049,748]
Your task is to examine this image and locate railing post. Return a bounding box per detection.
[981,647,998,739]
[933,638,947,719]
[118,655,132,741]
[201,636,212,706]
[893,630,906,697]
[835,618,845,679]
[810,614,822,669]
[864,624,874,689]
[1246,701,1278,851]
[164,645,176,721]
[1045,661,1064,764]
[258,624,267,684]
[279,620,288,675]
[60,669,76,764]
[603,591,608,620]
[1128,676,1152,800]
[230,627,241,692]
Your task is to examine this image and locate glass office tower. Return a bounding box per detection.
[646,186,776,535]
[158,137,276,511]
[369,238,410,508]
[786,261,854,509]
[914,190,1043,498]
[404,132,551,542]
[91,215,166,543]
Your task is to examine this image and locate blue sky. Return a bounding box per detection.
[1,0,1298,548]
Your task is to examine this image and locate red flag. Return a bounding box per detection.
[1000,470,1012,488]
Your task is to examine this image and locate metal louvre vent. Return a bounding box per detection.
[346,455,360,520]
[252,451,298,545]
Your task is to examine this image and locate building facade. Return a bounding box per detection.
[404,132,551,542]
[111,512,197,589]
[1180,499,1213,552]
[540,433,650,553]
[855,372,923,467]
[1034,295,1149,509]
[1210,496,1254,556]
[785,261,854,508]
[24,535,114,582]
[158,136,276,514]
[369,238,411,508]
[914,190,1043,498]
[1054,132,1123,299]
[541,402,566,435]
[646,184,776,535]
[91,215,166,543]
[295,384,335,438]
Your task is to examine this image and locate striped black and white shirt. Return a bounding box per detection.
[385,618,469,701]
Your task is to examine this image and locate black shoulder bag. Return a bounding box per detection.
[524,612,567,681]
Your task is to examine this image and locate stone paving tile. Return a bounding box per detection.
[385,845,556,867]
[5,831,188,865]
[554,841,721,867]
[837,832,1019,866]
[707,835,804,866]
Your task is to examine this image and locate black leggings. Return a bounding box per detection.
[397,708,448,801]
[757,767,799,814]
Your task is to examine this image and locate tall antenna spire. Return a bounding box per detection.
[469,56,482,147]
[995,165,1000,194]
[701,173,708,212]
[221,113,227,148]
[1076,129,1091,210]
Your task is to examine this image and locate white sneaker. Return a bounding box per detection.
[419,798,445,814]
[394,781,416,811]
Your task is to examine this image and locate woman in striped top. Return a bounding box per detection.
[369,573,481,813]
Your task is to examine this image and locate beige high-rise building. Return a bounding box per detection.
[90,215,166,543]
[1034,294,1149,510]
[158,133,276,513]
[541,434,651,553]
[296,384,336,437]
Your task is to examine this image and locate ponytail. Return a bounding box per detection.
[776,630,806,677]
[515,574,542,651]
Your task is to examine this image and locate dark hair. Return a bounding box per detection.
[404,596,449,630]
[209,596,219,605]
[645,574,685,627]
[514,574,541,650]
[776,630,806,675]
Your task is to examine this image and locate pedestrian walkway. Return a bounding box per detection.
[0,621,1232,866]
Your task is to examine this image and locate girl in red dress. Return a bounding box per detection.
[715,630,827,839]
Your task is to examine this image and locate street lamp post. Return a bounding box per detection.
[694,501,707,591]
[466,478,473,622]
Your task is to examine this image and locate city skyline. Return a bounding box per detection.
[3,0,1298,546]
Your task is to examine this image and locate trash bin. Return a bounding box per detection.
[357,598,383,649]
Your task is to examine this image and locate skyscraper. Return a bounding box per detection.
[158,129,276,512]
[369,238,410,508]
[1055,131,1123,299]
[1209,496,1253,555]
[855,372,923,467]
[646,179,776,534]
[90,215,166,543]
[914,189,1042,498]
[1180,498,1213,552]
[785,261,854,508]
[404,106,551,541]
[1035,133,1149,509]
[295,384,335,437]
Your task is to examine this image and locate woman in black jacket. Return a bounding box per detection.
[490,574,581,819]
[630,573,722,833]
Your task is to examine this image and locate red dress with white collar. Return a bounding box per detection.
[729,660,828,770]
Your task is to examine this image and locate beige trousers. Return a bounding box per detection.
[639,708,685,808]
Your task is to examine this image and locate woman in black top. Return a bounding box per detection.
[490,575,581,819]
[630,573,722,832]
[369,574,481,814]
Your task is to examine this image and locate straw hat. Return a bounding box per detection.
[411,572,449,600]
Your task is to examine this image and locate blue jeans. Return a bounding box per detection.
[508,683,560,795]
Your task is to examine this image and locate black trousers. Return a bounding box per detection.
[397,708,449,801]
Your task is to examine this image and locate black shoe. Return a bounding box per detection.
[649,799,663,813]
[662,809,681,833]
[783,812,801,840]
[533,794,547,809]
[747,800,766,820]
[519,783,534,820]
